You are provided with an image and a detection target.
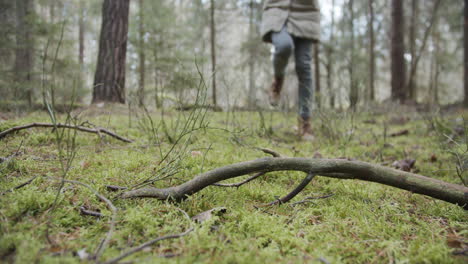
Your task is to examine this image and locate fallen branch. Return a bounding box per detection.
[390,129,409,137]
[290,194,335,206]
[211,147,281,188]
[79,206,103,218]
[0,123,133,143]
[257,147,283,158]
[121,157,468,208]
[0,176,39,195]
[103,208,193,264]
[105,185,128,192]
[256,173,316,207]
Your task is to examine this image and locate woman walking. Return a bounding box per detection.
[261,0,320,140]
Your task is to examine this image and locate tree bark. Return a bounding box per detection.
[152,40,162,109]
[368,0,376,101]
[432,22,441,105]
[78,0,85,95]
[121,157,468,208]
[391,0,406,103]
[327,0,336,108]
[210,0,217,106]
[0,122,133,143]
[247,0,256,108]
[0,0,15,67]
[49,0,55,24]
[464,0,468,107]
[137,0,145,107]
[14,0,34,106]
[78,0,84,69]
[92,0,130,104]
[348,0,358,109]
[408,0,418,102]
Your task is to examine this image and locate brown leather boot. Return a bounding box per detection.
[268,76,284,106]
[298,116,314,141]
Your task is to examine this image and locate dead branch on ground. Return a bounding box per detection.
[106,185,128,192]
[211,147,282,188]
[256,147,283,158]
[212,172,265,188]
[80,207,103,218]
[0,176,39,195]
[121,157,468,208]
[102,208,193,264]
[290,194,335,206]
[389,129,409,137]
[0,123,133,143]
[256,173,316,207]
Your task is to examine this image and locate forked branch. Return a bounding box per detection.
[0,123,133,143]
[256,173,316,207]
[121,157,468,208]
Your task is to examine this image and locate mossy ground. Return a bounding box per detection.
[0,104,467,263]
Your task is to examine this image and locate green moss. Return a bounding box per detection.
[0,109,466,263]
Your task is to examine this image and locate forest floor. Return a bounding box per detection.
[0,103,467,263]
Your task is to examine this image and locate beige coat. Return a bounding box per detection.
[261,0,320,42]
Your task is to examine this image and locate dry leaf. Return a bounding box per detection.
[76,248,89,260]
[192,207,227,224]
[191,151,202,157]
[392,159,416,172]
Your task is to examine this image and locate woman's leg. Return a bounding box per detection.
[268,26,294,106]
[294,38,313,120]
[271,26,294,78]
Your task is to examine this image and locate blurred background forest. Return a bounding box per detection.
[0,0,466,111]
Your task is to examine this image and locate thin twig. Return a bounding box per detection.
[290,194,335,206]
[103,208,193,264]
[46,177,117,263]
[106,185,128,192]
[0,143,24,164]
[389,129,409,137]
[0,176,39,195]
[256,173,316,207]
[257,147,283,158]
[80,206,103,218]
[212,172,265,188]
[0,123,133,143]
[211,147,280,188]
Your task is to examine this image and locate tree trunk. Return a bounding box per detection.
[314,43,321,108]
[429,36,435,103]
[348,0,358,109]
[14,0,34,107]
[432,22,440,105]
[92,0,130,104]
[408,0,418,102]
[152,42,162,109]
[49,0,55,24]
[0,0,15,65]
[391,0,406,103]
[138,0,145,107]
[78,0,84,68]
[210,0,217,106]
[247,0,255,108]
[327,0,336,108]
[464,0,468,107]
[368,0,375,101]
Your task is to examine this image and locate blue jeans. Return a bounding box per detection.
[272,26,313,119]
